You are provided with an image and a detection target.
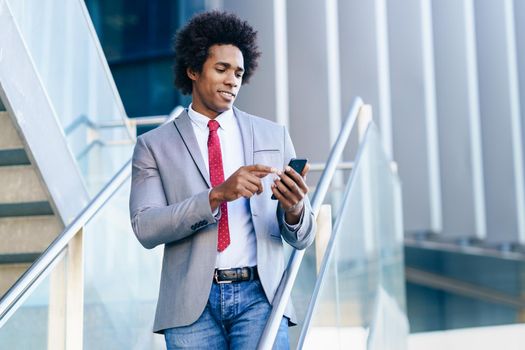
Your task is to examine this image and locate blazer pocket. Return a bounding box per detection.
[253,150,282,169]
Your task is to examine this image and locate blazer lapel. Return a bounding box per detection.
[173,110,211,188]
[234,107,254,166]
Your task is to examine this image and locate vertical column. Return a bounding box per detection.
[221,0,278,121]
[273,0,289,128]
[475,0,525,244]
[338,0,393,157]
[515,0,525,188]
[431,0,486,240]
[325,0,342,147]
[387,0,442,234]
[65,229,84,350]
[286,0,332,166]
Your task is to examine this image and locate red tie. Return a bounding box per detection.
[208,120,230,252]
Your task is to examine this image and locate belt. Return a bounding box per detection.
[213,266,259,284]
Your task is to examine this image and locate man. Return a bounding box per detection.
[129,11,315,349]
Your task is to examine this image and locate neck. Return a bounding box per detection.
[190,99,221,119]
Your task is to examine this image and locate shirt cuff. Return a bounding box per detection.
[283,205,305,232]
[209,189,221,221]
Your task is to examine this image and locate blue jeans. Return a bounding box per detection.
[164,279,290,349]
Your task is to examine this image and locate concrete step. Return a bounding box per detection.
[0,165,48,203]
[0,263,31,297]
[0,111,23,149]
[0,215,62,255]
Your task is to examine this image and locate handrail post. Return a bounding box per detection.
[48,256,66,350]
[358,104,372,141]
[315,205,332,274]
[47,227,83,349]
[66,227,84,350]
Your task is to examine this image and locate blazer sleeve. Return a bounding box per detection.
[129,136,217,249]
[276,126,316,250]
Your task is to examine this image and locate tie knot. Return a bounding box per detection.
[208,119,220,132]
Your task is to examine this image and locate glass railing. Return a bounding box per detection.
[0,175,165,349]
[5,0,133,195]
[0,253,65,348]
[83,177,163,348]
[297,124,408,349]
[286,169,350,347]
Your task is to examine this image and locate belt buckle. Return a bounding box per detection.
[214,267,233,284]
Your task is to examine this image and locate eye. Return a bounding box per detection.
[215,67,226,73]
[236,73,243,78]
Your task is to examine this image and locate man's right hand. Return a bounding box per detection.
[209,164,276,211]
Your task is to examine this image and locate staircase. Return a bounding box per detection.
[0,106,63,297]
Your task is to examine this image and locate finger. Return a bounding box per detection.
[244,174,264,194]
[301,163,310,178]
[280,171,304,198]
[251,171,272,178]
[284,166,309,194]
[274,178,300,203]
[240,188,255,199]
[271,184,294,209]
[241,180,260,195]
[246,164,277,174]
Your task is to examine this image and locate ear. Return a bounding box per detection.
[186,67,199,81]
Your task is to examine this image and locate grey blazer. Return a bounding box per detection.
[129,107,316,333]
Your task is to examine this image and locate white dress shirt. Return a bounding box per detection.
[187,104,257,269]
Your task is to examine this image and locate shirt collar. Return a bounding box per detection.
[188,104,235,131]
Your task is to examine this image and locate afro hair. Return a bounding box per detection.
[173,11,261,95]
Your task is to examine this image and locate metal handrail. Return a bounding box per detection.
[0,106,184,327]
[257,96,364,349]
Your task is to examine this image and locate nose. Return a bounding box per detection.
[224,71,239,87]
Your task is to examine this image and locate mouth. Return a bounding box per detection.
[218,90,236,99]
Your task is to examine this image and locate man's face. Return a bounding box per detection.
[188,44,244,118]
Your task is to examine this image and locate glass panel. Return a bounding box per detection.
[6,0,133,195]
[300,125,408,349]
[0,254,66,349]
[83,177,164,348]
[288,168,350,347]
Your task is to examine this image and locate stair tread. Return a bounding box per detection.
[0,262,32,297]
[0,111,24,149]
[0,165,48,203]
[0,215,62,254]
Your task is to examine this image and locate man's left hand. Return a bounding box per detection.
[271,163,310,225]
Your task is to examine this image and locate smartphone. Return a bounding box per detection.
[271,158,308,199]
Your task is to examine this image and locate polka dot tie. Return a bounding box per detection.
[208,120,230,252]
